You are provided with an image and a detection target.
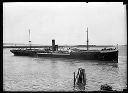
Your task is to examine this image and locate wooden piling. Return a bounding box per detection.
[74,72,75,89]
[74,68,86,90]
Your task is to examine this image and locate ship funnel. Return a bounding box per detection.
[52,39,58,51]
[52,39,55,51]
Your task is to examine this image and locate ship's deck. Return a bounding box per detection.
[100,50,118,53]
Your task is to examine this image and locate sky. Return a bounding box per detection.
[3,2,127,45]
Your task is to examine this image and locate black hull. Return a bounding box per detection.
[98,51,118,61]
[10,50,37,56]
[10,49,118,62]
[37,53,70,58]
[37,50,118,62]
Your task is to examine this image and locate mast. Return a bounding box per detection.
[86,27,89,50]
[29,29,31,49]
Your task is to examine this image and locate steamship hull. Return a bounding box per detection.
[10,49,118,62]
[37,50,118,62]
[10,50,37,56]
[10,49,45,56]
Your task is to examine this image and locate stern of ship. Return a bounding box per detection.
[98,50,118,62]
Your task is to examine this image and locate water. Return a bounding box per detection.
[3,46,127,91]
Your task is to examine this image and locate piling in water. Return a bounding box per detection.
[74,68,86,90]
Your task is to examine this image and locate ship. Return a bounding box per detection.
[10,28,118,62]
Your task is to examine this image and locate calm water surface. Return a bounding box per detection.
[3,46,127,91]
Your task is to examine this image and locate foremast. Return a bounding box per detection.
[86,27,89,51]
[29,29,31,49]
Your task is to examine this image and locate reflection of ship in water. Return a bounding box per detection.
[10,28,118,62]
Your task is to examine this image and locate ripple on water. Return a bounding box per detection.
[3,48,127,91]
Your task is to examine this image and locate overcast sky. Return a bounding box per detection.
[3,2,126,45]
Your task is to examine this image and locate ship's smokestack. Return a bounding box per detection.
[52,39,55,51]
